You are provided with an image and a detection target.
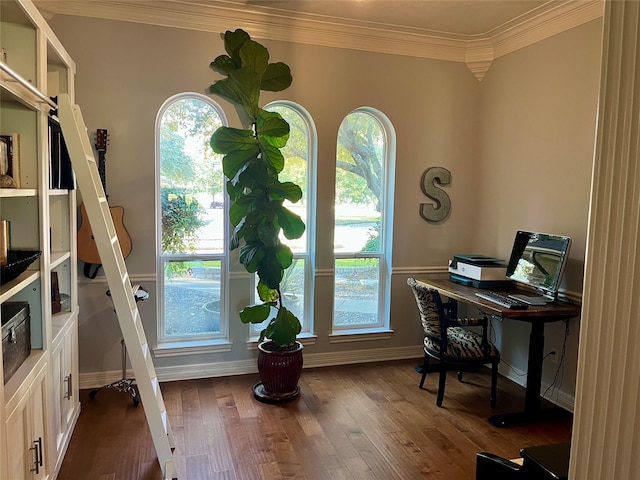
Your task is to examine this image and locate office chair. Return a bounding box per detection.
[407,277,500,407]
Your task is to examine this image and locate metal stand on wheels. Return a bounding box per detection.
[89,284,149,407]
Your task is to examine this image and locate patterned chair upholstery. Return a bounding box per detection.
[407,277,500,407]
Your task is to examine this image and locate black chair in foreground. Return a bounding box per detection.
[476,442,570,480]
[407,277,500,407]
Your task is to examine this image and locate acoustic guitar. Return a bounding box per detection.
[77,129,132,278]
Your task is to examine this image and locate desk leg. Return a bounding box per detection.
[524,321,544,412]
[488,321,571,427]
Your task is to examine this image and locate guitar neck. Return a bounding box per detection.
[97,150,107,195]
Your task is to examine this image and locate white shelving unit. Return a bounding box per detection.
[0,1,79,478]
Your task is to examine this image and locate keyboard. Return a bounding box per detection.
[475,291,529,309]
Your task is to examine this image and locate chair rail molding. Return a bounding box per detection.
[36,0,604,81]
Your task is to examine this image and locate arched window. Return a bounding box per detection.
[251,101,317,336]
[333,108,396,332]
[155,93,229,344]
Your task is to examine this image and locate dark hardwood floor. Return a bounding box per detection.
[58,359,572,479]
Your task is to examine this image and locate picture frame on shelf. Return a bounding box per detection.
[0,133,20,188]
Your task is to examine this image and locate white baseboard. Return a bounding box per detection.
[498,364,575,412]
[79,345,424,389]
[79,346,575,413]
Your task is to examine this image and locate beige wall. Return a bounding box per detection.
[477,19,602,404]
[47,13,602,408]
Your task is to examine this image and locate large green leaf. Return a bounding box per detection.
[257,111,290,147]
[230,232,239,250]
[239,303,273,324]
[208,79,244,107]
[258,140,285,173]
[277,207,305,240]
[270,181,302,202]
[268,307,301,346]
[240,40,269,77]
[229,201,248,227]
[239,243,264,272]
[238,160,270,189]
[275,244,294,269]
[258,250,285,289]
[257,225,278,247]
[223,29,251,66]
[209,68,261,118]
[261,62,293,92]
[257,280,279,302]
[228,68,261,117]
[222,151,259,180]
[226,179,243,201]
[209,54,235,75]
[210,126,255,154]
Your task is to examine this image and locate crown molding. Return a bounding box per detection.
[35,0,604,81]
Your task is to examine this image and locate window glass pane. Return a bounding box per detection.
[250,102,314,338]
[334,258,380,327]
[253,258,305,331]
[160,98,224,255]
[334,110,389,330]
[334,112,383,254]
[268,105,309,254]
[158,95,227,342]
[163,260,222,337]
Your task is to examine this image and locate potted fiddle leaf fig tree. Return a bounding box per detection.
[208,29,306,402]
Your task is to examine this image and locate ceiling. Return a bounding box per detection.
[34,0,602,81]
[218,0,553,36]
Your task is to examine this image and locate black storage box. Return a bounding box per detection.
[1,302,31,384]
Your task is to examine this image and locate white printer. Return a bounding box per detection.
[448,254,511,288]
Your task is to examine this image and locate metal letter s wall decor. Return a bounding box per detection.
[420,167,452,223]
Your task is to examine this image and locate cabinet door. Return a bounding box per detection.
[61,324,76,428]
[5,368,48,480]
[30,373,48,480]
[50,322,78,466]
[5,391,30,480]
[50,338,65,455]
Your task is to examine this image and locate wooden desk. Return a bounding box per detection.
[418,278,581,427]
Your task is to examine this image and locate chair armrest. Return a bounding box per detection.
[476,452,523,480]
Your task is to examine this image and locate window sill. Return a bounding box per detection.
[246,333,317,350]
[153,339,233,357]
[328,328,394,343]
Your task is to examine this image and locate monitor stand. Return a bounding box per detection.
[508,294,552,306]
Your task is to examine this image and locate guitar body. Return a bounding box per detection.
[78,203,132,265]
[77,129,133,271]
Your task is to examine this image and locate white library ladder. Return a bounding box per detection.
[57,94,177,479]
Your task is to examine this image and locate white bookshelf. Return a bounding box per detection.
[0,1,79,478]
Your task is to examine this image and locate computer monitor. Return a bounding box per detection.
[506,230,571,304]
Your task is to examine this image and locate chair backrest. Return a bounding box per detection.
[407,277,445,341]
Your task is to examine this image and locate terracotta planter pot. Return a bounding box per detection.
[253,341,303,403]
